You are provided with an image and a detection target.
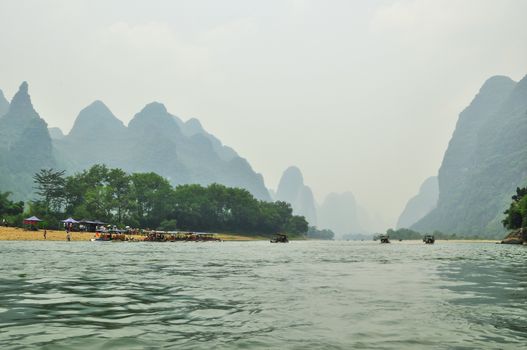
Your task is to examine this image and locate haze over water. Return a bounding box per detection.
[0,241,525,349]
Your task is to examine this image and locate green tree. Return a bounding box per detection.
[285,215,308,234]
[33,168,66,214]
[107,168,131,224]
[130,172,174,228]
[307,226,335,240]
[502,187,527,230]
[0,191,24,216]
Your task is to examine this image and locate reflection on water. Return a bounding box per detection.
[0,241,525,349]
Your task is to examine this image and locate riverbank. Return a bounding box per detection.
[500,229,526,244]
[388,239,499,244]
[0,227,264,241]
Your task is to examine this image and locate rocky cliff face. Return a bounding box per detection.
[0,82,55,199]
[413,75,527,237]
[275,166,318,225]
[52,100,270,201]
[397,176,438,229]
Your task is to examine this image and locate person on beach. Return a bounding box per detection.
[43,230,47,240]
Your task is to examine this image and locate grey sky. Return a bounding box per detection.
[1,0,526,227]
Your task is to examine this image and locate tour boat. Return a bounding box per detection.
[270,234,289,243]
[423,234,435,244]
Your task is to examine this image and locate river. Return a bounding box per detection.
[0,241,525,349]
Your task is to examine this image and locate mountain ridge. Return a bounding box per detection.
[413,74,527,237]
[0,82,55,199]
[397,176,438,229]
[1,83,271,202]
[275,166,317,225]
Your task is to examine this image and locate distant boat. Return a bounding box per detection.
[270,234,289,243]
[423,234,435,244]
[379,234,390,244]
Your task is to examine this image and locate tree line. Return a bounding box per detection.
[306,226,335,240]
[376,187,527,240]
[502,187,527,230]
[0,191,24,225]
[379,228,488,241]
[21,164,307,236]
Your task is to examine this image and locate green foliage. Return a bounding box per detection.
[286,216,309,235]
[0,191,24,226]
[0,191,24,216]
[33,168,66,214]
[502,187,527,230]
[26,164,307,236]
[385,228,422,240]
[158,219,178,231]
[380,227,488,240]
[306,226,335,240]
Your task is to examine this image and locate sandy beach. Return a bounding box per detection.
[0,227,264,241]
[0,227,93,241]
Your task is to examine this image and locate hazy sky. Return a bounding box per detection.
[1,0,526,227]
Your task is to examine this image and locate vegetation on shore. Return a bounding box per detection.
[502,187,527,230]
[306,226,335,240]
[378,228,493,241]
[500,187,527,244]
[0,191,24,224]
[1,164,308,237]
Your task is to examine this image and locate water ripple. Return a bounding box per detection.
[0,241,525,349]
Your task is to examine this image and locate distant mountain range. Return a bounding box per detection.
[275,166,318,226]
[274,166,384,237]
[0,82,270,201]
[410,74,527,237]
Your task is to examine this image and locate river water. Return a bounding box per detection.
[0,241,525,349]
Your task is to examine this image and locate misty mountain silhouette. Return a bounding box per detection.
[412,74,527,236]
[275,166,317,225]
[396,176,438,229]
[0,82,55,199]
[0,83,270,202]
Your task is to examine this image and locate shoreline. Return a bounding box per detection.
[0,227,502,243]
[383,239,499,244]
[0,227,264,242]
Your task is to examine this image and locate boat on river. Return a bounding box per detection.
[144,231,222,242]
[270,234,289,243]
[379,234,390,244]
[423,234,435,244]
[90,231,126,242]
